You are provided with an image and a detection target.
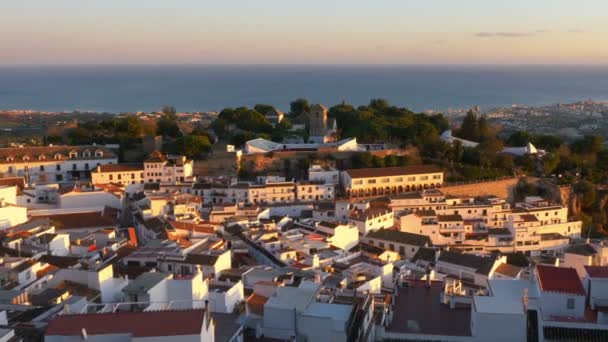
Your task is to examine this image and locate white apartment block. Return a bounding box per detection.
[341,165,443,198]
[0,145,117,184]
[143,150,193,184]
[308,164,340,185]
[296,181,335,201]
[398,194,581,255]
[91,164,144,186]
[202,181,297,205]
[348,204,394,235]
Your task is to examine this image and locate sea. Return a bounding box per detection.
[1,64,608,113]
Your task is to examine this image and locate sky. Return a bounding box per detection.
[1,0,607,65]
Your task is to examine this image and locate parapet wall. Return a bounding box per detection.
[440,177,530,201]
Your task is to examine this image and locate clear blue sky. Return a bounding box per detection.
[1,0,606,64]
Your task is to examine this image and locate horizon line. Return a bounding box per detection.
[2,62,608,68]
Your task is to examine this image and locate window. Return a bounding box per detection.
[84,163,89,170]
[72,164,77,170]
[56,164,61,171]
[40,165,45,171]
[567,298,575,309]
[69,151,78,159]
[8,166,13,173]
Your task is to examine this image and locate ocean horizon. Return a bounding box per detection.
[1,64,608,113]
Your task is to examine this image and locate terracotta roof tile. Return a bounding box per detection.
[247,293,268,316]
[584,266,608,278]
[537,265,585,295]
[0,145,115,164]
[94,164,143,173]
[494,263,522,278]
[46,309,206,337]
[31,208,118,230]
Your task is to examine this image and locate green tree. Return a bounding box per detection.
[574,180,597,210]
[571,135,604,155]
[253,104,275,115]
[458,111,479,142]
[289,98,310,116]
[507,131,532,147]
[161,106,177,119]
[369,98,389,111]
[157,117,181,138]
[174,135,211,159]
[476,138,504,167]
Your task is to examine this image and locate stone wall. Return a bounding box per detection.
[440,177,525,201]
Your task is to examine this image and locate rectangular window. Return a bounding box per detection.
[567,298,575,309]
[40,165,45,171]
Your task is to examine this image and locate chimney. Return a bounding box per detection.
[312,254,320,268]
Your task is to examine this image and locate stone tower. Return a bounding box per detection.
[307,104,328,137]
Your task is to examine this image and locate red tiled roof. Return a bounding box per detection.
[0,145,115,164]
[345,165,441,179]
[46,309,206,337]
[31,208,118,230]
[584,266,608,278]
[169,221,215,235]
[0,177,26,190]
[247,293,268,316]
[537,265,585,295]
[94,164,143,173]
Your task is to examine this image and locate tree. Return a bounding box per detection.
[289,98,310,116]
[254,104,275,115]
[541,153,560,175]
[571,135,604,155]
[161,106,177,119]
[174,135,211,159]
[507,131,532,147]
[476,138,504,167]
[121,116,144,138]
[458,111,479,141]
[574,180,597,210]
[351,152,374,168]
[369,98,389,111]
[477,116,490,142]
[157,117,181,138]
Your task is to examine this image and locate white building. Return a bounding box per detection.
[91,164,144,186]
[348,203,394,235]
[0,145,117,184]
[341,165,443,198]
[308,164,340,185]
[143,150,194,184]
[244,137,360,155]
[296,181,334,202]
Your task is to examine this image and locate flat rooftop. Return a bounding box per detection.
[387,285,471,337]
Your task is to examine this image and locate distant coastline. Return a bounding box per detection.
[1,64,608,113]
